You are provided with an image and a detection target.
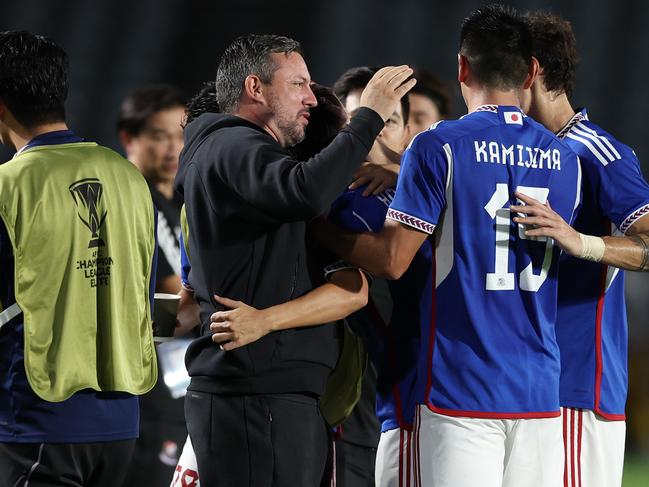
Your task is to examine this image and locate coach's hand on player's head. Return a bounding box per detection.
[511,192,582,256]
[210,295,271,351]
[360,65,416,122]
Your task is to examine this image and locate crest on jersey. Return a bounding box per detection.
[69,178,108,248]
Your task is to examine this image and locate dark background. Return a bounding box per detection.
[2,0,649,478]
[1,0,648,174]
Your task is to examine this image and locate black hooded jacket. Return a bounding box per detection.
[174,107,383,396]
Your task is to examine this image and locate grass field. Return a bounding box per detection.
[623,456,649,486]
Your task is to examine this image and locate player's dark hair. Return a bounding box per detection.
[216,34,302,114]
[118,84,186,135]
[291,83,347,161]
[0,30,68,128]
[525,11,578,97]
[183,80,219,127]
[333,66,409,124]
[410,67,452,118]
[459,4,532,91]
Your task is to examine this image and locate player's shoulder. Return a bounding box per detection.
[407,114,486,155]
[558,110,636,166]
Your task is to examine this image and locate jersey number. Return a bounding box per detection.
[484,184,553,292]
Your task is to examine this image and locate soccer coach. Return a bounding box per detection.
[174,34,414,485]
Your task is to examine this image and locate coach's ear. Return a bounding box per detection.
[523,57,540,90]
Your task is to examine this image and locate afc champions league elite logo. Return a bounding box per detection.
[69,178,108,248]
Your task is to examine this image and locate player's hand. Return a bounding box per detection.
[349,162,399,196]
[511,192,582,256]
[360,65,416,122]
[210,295,271,351]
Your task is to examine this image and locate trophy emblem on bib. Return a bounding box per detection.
[69,178,108,248]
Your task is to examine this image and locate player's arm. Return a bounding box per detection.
[210,268,369,351]
[512,192,649,271]
[313,217,429,279]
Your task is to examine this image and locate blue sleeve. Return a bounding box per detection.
[179,232,192,290]
[329,188,391,233]
[149,208,158,315]
[584,146,649,233]
[387,137,448,234]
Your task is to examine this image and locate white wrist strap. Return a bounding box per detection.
[0,302,22,330]
[579,233,606,262]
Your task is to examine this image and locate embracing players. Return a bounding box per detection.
[317,5,581,486]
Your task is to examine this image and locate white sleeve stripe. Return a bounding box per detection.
[386,209,435,234]
[619,203,649,234]
[443,143,453,191]
[572,126,616,161]
[576,122,622,159]
[565,132,610,166]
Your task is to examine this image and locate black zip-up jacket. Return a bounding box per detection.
[174,107,384,396]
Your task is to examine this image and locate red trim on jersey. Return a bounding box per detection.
[594,410,626,421]
[577,409,583,487]
[591,220,627,420]
[425,255,437,405]
[426,402,560,419]
[593,258,607,415]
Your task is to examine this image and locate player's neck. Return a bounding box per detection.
[532,92,575,135]
[465,89,521,113]
[11,121,69,152]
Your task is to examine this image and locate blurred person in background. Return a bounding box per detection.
[0,30,157,486]
[118,84,190,486]
[119,84,186,295]
[514,11,649,487]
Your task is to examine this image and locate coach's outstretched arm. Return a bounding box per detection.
[512,192,649,271]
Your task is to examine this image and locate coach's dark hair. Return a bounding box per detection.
[118,84,186,135]
[459,4,532,91]
[0,30,68,128]
[526,11,578,97]
[410,68,452,118]
[216,34,302,113]
[333,66,410,124]
[291,83,347,161]
[183,80,219,127]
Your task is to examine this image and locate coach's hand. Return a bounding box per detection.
[511,192,582,256]
[210,295,271,351]
[360,65,416,122]
[349,161,399,196]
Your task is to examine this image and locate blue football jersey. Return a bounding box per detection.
[388,105,581,417]
[556,109,649,419]
[329,186,434,432]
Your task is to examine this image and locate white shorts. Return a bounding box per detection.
[375,427,417,487]
[415,405,563,487]
[561,407,625,487]
[170,435,200,487]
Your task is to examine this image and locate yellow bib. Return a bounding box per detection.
[0,142,157,401]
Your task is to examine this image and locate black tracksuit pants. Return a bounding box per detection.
[185,391,330,486]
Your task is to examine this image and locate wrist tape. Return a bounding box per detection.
[579,233,606,262]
